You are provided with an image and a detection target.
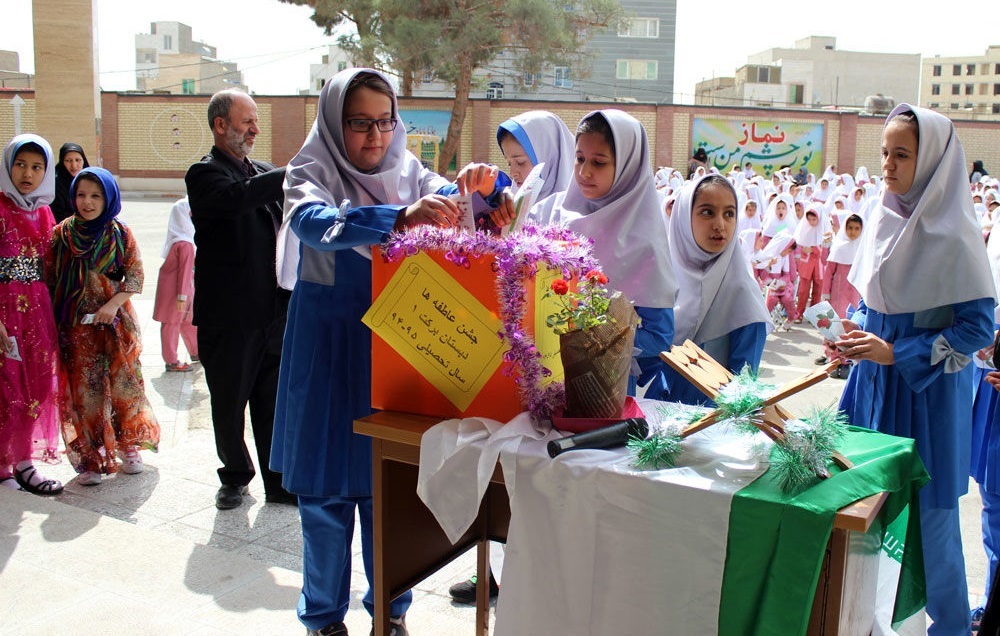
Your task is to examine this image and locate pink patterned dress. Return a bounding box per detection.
[0,193,60,466]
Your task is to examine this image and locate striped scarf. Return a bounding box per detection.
[52,215,125,325]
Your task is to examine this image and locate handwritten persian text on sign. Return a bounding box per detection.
[363,252,504,410]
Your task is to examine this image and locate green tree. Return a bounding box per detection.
[282,0,623,174]
[278,0,382,68]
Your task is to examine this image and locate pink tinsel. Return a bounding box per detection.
[382,224,600,422]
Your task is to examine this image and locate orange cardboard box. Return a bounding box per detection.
[369,248,560,422]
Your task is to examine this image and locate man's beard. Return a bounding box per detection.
[224,127,253,158]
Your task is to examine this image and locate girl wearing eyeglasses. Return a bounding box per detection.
[272,68,511,636]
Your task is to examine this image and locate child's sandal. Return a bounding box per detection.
[14,464,64,496]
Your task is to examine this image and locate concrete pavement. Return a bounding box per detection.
[0,197,988,634]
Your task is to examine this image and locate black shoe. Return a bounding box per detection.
[814,355,828,365]
[369,615,407,636]
[215,484,249,510]
[265,490,299,506]
[449,572,499,605]
[307,621,348,636]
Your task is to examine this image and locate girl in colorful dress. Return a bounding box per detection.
[153,196,198,372]
[0,134,62,495]
[530,109,676,394]
[834,105,996,635]
[647,174,770,405]
[272,68,508,636]
[48,167,159,485]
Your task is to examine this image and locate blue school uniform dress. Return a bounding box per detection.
[971,330,1000,603]
[839,300,993,634]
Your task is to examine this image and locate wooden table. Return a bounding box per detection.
[356,410,887,636]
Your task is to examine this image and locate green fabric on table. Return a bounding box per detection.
[718,426,929,636]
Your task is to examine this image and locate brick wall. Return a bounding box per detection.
[2,91,1000,182]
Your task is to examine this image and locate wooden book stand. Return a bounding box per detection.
[660,340,853,477]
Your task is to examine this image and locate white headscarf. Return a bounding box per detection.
[161,196,195,258]
[737,184,764,234]
[849,103,997,314]
[0,133,55,212]
[794,203,825,247]
[531,109,676,308]
[761,193,796,237]
[669,175,770,344]
[827,211,864,265]
[497,110,574,201]
[277,68,450,289]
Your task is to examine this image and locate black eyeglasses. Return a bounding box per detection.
[345,118,398,133]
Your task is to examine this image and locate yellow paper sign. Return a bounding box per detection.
[363,252,505,410]
[534,266,564,384]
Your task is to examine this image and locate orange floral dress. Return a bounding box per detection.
[47,221,159,474]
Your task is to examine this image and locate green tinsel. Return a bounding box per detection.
[628,429,683,469]
[712,367,776,435]
[769,405,849,492]
[627,403,705,470]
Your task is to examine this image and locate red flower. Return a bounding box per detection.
[816,317,831,328]
[550,279,570,295]
[585,270,608,285]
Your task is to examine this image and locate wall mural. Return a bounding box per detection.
[692,117,824,177]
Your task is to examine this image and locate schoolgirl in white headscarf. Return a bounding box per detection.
[645,174,770,405]
[838,104,996,635]
[272,68,507,634]
[760,192,796,240]
[529,109,677,394]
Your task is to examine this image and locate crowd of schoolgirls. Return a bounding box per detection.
[7,69,1000,635]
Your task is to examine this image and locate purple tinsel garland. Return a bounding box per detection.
[381,223,600,422]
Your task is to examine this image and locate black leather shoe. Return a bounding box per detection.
[265,490,299,506]
[307,621,348,636]
[449,572,499,605]
[215,484,249,510]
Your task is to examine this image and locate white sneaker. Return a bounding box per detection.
[77,471,102,486]
[120,449,144,475]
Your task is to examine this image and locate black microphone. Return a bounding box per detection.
[547,418,649,458]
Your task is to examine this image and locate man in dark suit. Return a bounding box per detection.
[185,89,295,509]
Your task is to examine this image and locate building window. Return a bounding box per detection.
[163,35,173,50]
[616,59,658,81]
[966,84,974,95]
[337,61,347,72]
[931,84,941,95]
[993,103,1000,114]
[953,64,962,75]
[422,70,434,83]
[181,78,195,94]
[618,18,659,38]
[523,72,540,87]
[789,84,804,104]
[554,67,572,88]
[952,84,961,95]
[933,65,941,76]
[967,64,976,75]
[929,103,940,109]
[951,103,959,110]
[994,84,1000,95]
[966,102,974,109]
[996,63,1000,75]
[486,82,504,100]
